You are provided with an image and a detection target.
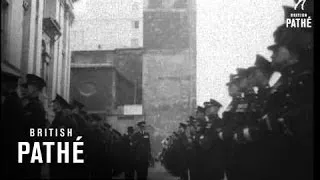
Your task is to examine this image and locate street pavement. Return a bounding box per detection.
[113,162,178,180]
[148,162,178,180]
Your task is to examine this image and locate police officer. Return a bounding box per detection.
[189,109,208,180]
[177,122,189,180]
[262,21,313,180]
[132,121,152,180]
[230,65,272,180]
[235,56,274,180]
[251,55,274,111]
[161,123,188,179]
[111,128,126,177]
[233,67,271,180]
[51,95,77,128]
[182,116,198,180]
[220,72,246,180]
[199,99,225,180]
[245,55,274,135]
[69,100,92,177]
[50,94,79,179]
[21,74,47,179]
[2,72,25,179]
[123,126,135,180]
[195,106,205,119]
[204,99,223,125]
[71,99,89,121]
[85,113,113,179]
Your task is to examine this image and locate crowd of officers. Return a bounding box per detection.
[160,5,313,180]
[2,72,153,179]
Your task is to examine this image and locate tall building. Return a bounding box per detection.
[1,0,75,119]
[70,0,144,133]
[143,0,197,154]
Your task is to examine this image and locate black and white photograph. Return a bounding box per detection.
[1,0,313,179]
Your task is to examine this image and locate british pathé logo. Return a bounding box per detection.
[294,0,306,10]
[286,0,312,28]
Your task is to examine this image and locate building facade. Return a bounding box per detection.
[70,0,144,133]
[1,0,75,119]
[143,0,197,154]
[70,0,197,153]
[71,0,143,51]
[70,48,144,134]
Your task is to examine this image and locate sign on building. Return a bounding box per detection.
[123,104,143,115]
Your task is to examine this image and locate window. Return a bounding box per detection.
[162,0,175,9]
[148,0,162,9]
[173,0,187,9]
[132,2,139,11]
[131,38,139,47]
[132,21,139,29]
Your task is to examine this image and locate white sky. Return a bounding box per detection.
[196,0,295,114]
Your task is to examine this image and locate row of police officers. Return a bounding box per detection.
[2,72,152,179]
[160,5,313,180]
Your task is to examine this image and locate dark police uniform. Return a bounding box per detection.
[199,114,225,180]
[123,127,135,180]
[264,15,313,179]
[183,113,206,180]
[88,114,113,179]
[162,129,188,179]
[221,73,245,180]
[231,87,268,180]
[189,117,207,180]
[49,94,80,179]
[132,121,152,180]
[111,128,126,177]
[197,100,225,180]
[177,123,190,180]
[21,74,47,179]
[259,62,313,180]
[2,72,25,179]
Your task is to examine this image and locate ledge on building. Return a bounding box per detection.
[115,47,144,55]
[1,60,22,76]
[144,8,187,13]
[71,63,114,68]
[43,17,62,40]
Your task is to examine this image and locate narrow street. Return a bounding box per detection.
[148,162,178,180]
[112,162,178,180]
